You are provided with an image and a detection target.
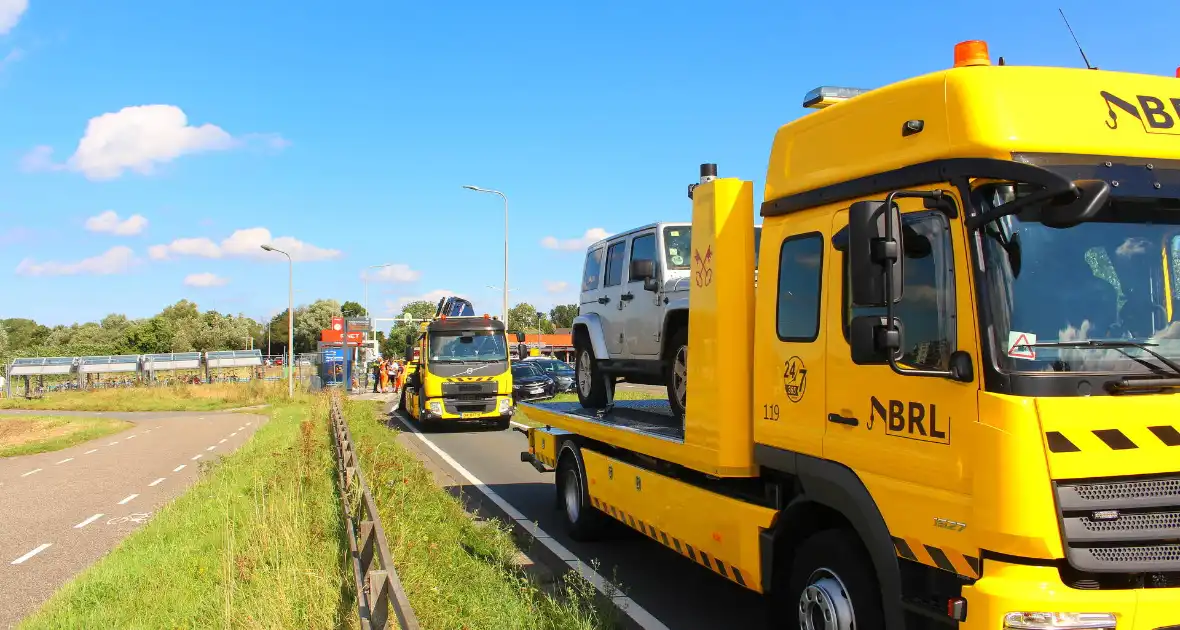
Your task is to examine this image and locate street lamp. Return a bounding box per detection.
[463,185,509,330]
[261,244,294,399]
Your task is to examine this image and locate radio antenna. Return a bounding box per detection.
[1058,8,1096,70]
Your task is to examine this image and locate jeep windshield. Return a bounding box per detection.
[428,330,509,362]
[662,225,762,271]
[975,170,1180,376]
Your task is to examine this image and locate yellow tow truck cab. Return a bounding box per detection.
[520,41,1180,629]
[401,297,517,430]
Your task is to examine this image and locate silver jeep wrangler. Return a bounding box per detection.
[572,222,761,418]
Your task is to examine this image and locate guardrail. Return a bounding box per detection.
[330,394,420,630]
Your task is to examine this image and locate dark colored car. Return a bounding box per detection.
[521,357,576,393]
[511,363,556,402]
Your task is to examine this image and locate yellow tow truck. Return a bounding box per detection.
[519,40,1180,629]
[401,296,519,430]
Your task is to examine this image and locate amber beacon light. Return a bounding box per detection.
[953,40,991,67]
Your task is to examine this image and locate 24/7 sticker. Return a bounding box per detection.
[783,356,807,403]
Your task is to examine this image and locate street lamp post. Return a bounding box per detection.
[261,244,294,398]
[462,185,509,330]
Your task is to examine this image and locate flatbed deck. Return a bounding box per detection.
[523,400,684,442]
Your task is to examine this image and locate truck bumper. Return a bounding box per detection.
[421,395,513,421]
[961,560,1179,629]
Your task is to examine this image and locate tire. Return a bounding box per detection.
[557,447,606,541]
[665,328,688,419]
[768,529,885,630]
[575,336,609,408]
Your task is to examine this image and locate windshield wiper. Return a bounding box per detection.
[1028,340,1180,378]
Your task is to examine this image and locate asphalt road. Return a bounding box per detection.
[385,403,766,630]
[0,409,265,629]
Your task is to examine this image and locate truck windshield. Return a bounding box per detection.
[662,226,763,271]
[428,330,509,362]
[976,182,1180,374]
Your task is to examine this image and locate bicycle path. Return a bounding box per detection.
[0,409,265,629]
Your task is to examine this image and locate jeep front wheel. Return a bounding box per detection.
[666,328,688,419]
[575,340,608,408]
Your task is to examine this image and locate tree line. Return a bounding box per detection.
[1,299,579,367]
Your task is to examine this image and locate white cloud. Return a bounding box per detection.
[149,228,340,262]
[384,289,464,314]
[19,104,288,181]
[15,246,137,276]
[361,264,420,283]
[0,0,27,35]
[541,228,609,252]
[0,47,23,71]
[183,272,228,288]
[85,210,149,236]
[543,280,570,294]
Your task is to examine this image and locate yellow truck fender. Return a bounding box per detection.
[571,314,610,360]
[757,447,906,630]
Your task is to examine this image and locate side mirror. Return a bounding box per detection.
[848,200,904,307]
[630,258,655,281]
[1040,179,1110,229]
[515,332,526,342]
[849,316,904,365]
[643,277,660,292]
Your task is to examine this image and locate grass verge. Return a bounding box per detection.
[514,388,663,427]
[0,415,133,457]
[0,382,279,412]
[346,399,615,630]
[20,394,357,630]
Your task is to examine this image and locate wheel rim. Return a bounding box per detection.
[797,569,856,630]
[673,345,688,410]
[563,469,581,523]
[577,350,593,397]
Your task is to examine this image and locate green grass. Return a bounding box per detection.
[20,395,357,630]
[0,415,133,457]
[514,389,663,427]
[0,382,279,412]
[346,399,616,630]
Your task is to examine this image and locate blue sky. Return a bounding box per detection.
[3,0,1179,327]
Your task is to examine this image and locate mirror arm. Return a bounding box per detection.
[963,182,1076,231]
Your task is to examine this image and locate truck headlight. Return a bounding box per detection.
[498,398,512,413]
[1004,612,1116,629]
[428,402,442,415]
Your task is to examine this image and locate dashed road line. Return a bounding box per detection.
[245,422,252,426]
[230,432,238,437]
[149,478,165,487]
[107,441,119,446]
[205,446,216,451]
[84,449,98,455]
[173,465,186,472]
[11,543,52,565]
[191,454,202,461]
[20,469,41,478]
[219,439,227,444]
[55,457,74,465]
[117,494,138,505]
[74,514,104,529]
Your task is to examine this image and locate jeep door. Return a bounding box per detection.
[623,229,661,357]
[599,239,629,355]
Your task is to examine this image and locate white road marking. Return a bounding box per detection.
[125,435,137,440]
[20,468,42,477]
[11,543,52,565]
[206,446,216,451]
[74,514,104,529]
[107,441,118,446]
[173,465,186,472]
[238,426,244,431]
[148,478,165,487]
[191,454,202,461]
[245,422,252,426]
[230,432,238,437]
[84,449,98,455]
[199,417,205,420]
[117,494,138,505]
[392,413,669,630]
[55,457,74,465]
[219,439,227,444]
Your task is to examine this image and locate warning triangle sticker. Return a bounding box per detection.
[1006,331,1037,360]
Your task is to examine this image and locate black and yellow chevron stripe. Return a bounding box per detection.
[1046,424,1180,452]
[892,536,980,579]
[447,376,498,382]
[591,496,752,589]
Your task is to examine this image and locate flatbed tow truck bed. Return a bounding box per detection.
[521,400,684,442]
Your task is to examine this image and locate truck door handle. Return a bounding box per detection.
[620,292,634,301]
[827,413,859,427]
[598,296,610,304]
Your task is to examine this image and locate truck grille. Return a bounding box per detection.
[1056,475,1180,574]
[442,381,498,396]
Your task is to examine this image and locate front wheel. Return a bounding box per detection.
[770,529,885,630]
[575,340,609,408]
[665,328,688,419]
